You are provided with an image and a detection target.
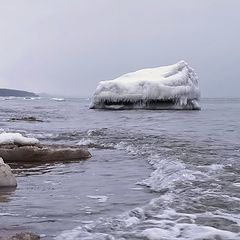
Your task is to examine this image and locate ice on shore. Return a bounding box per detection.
[0,132,39,146]
[90,61,200,110]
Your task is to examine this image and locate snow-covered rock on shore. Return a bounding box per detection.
[90,61,200,110]
[0,132,91,163]
[0,157,17,187]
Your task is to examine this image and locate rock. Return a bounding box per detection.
[8,232,40,240]
[0,157,17,187]
[0,144,91,163]
[9,117,44,123]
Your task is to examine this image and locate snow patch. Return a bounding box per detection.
[0,132,39,146]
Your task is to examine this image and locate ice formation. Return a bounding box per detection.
[0,132,39,146]
[90,61,200,110]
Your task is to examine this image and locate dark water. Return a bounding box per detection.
[0,98,240,240]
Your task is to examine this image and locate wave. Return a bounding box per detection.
[51,98,66,102]
[24,97,41,100]
[56,129,240,239]
[56,198,240,240]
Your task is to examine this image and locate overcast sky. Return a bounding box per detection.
[0,0,239,97]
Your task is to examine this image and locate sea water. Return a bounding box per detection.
[0,98,239,239]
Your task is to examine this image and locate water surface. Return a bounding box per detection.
[0,98,239,240]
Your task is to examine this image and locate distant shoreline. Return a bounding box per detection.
[0,88,38,97]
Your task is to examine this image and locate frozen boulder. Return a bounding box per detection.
[90,61,200,110]
[0,132,91,163]
[0,157,17,187]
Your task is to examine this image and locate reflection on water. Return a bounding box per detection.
[0,149,154,239]
[0,187,16,203]
[10,160,87,177]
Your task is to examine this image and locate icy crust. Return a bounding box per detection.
[90,61,200,110]
[0,132,39,146]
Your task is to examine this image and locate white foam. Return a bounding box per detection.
[0,213,19,216]
[131,187,144,191]
[140,224,239,240]
[24,97,41,100]
[56,206,240,240]
[116,141,201,191]
[198,164,225,171]
[124,216,141,227]
[0,132,39,145]
[34,133,55,139]
[51,98,65,101]
[77,138,95,146]
[115,141,138,155]
[87,195,108,203]
[55,198,240,240]
[140,157,197,191]
[232,182,240,187]
[141,228,176,240]
[56,135,239,240]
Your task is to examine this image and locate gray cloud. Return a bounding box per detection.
[0,0,239,97]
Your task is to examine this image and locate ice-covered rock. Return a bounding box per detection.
[0,157,17,187]
[90,61,200,110]
[0,132,91,163]
[0,132,39,146]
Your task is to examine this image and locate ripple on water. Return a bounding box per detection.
[1,99,240,239]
